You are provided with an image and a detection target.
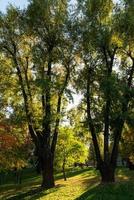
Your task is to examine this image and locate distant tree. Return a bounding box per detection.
[55,127,88,181]
[120,125,134,168]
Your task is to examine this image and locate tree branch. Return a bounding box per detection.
[86,63,102,165]
[103,48,117,163]
[51,62,70,156]
[110,55,134,165]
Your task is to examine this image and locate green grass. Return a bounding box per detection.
[0,167,134,200]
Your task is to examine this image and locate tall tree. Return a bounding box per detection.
[76,0,134,183]
[0,1,73,188]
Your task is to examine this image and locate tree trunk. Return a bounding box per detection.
[62,158,67,181]
[41,154,55,189]
[99,164,115,183]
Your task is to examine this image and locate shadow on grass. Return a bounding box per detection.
[6,186,40,200]
[75,181,134,200]
[2,167,134,200]
[0,179,41,199]
[6,184,63,200]
[55,167,96,180]
[5,176,98,200]
[116,168,134,182]
[1,168,91,199]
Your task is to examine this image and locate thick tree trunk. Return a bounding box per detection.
[99,164,115,183]
[41,154,55,189]
[35,142,55,189]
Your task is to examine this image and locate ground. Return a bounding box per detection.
[0,167,134,200]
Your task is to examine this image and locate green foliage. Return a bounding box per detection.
[55,127,88,170]
[120,124,134,163]
[74,0,134,165]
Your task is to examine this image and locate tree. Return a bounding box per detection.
[55,127,88,181]
[120,124,134,168]
[0,120,32,172]
[0,1,73,188]
[75,0,134,183]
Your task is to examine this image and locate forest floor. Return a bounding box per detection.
[0,167,134,200]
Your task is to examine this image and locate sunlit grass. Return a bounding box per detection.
[0,167,134,200]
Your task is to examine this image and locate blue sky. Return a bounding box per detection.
[0,0,119,13]
[0,0,29,13]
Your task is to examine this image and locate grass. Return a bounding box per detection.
[0,167,134,200]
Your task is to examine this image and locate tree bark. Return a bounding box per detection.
[41,159,55,189]
[62,157,67,181]
[41,153,55,189]
[86,64,103,167]
[111,55,134,166]
[103,47,116,164]
[100,164,115,183]
[51,64,70,157]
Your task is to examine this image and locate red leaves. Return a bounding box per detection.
[0,134,17,149]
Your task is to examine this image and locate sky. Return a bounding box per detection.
[0,0,76,13]
[0,0,29,13]
[0,0,119,13]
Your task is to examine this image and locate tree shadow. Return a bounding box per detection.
[55,167,96,180]
[6,184,63,200]
[3,168,134,200]
[2,168,98,200]
[117,168,134,182]
[75,181,134,200]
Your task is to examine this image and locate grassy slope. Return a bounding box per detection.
[0,167,134,200]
